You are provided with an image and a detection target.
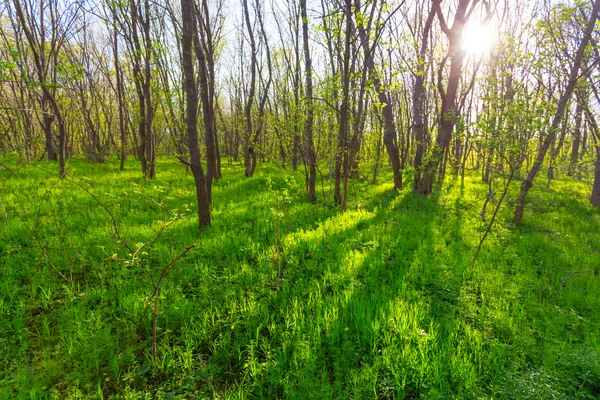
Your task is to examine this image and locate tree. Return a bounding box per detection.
[513,0,600,223]
[124,0,156,179]
[181,0,211,228]
[413,2,437,191]
[416,0,486,194]
[301,0,317,200]
[333,0,355,209]
[355,0,403,191]
[11,0,80,178]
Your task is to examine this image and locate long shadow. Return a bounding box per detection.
[134,174,477,398]
[11,159,598,398]
[281,190,465,398]
[0,160,461,396]
[192,185,466,398]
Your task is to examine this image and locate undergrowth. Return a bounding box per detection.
[0,156,599,399]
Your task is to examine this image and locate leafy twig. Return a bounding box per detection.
[0,161,18,177]
[151,244,196,362]
[561,270,592,289]
[32,164,132,252]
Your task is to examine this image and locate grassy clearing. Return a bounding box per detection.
[1,156,599,399]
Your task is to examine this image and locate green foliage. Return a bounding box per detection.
[0,158,599,398]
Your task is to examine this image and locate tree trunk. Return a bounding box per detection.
[355,0,403,190]
[42,93,57,161]
[568,95,584,176]
[591,145,600,207]
[334,0,353,208]
[242,0,256,177]
[417,0,474,194]
[413,4,437,191]
[547,110,570,187]
[129,0,148,177]
[112,16,127,172]
[301,0,317,201]
[181,0,210,228]
[142,0,156,179]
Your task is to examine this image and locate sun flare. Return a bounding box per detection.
[463,23,496,55]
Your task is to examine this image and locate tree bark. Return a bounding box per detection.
[301,0,317,201]
[333,0,353,209]
[418,0,473,194]
[141,0,156,179]
[413,5,436,191]
[181,0,210,228]
[242,0,257,177]
[42,93,57,161]
[355,0,403,190]
[111,12,127,172]
[592,146,600,207]
[568,94,584,176]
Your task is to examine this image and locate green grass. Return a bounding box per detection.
[1,156,599,399]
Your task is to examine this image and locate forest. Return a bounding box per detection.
[0,0,600,398]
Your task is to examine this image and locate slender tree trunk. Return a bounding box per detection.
[547,110,570,186]
[568,95,584,176]
[301,0,316,201]
[413,5,436,191]
[42,93,56,161]
[198,0,221,181]
[592,145,600,207]
[334,0,353,208]
[129,0,148,176]
[112,5,128,171]
[242,0,256,177]
[249,2,272,177]
[142,0,156,179]
[355,0,402,190]
[181,0,210,228]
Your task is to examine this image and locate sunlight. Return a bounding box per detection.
[463,23,496,55]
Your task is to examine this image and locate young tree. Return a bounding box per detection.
[355,0,403,191]
[181,0,210,228]
[413,2,437,191]
[417,0,486,194]
[301,0,317,200]
[333,0,355,209]
[124,0,156,179]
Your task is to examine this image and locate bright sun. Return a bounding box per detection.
[463,23,496,55]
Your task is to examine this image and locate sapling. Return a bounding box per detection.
[471,161,515,270]
[32,165,196,364]
[472,143,527,270]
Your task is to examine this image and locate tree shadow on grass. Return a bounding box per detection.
[197,187,480,399]
[125,177,498,398]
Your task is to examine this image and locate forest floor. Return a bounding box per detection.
[1,156,599,399]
